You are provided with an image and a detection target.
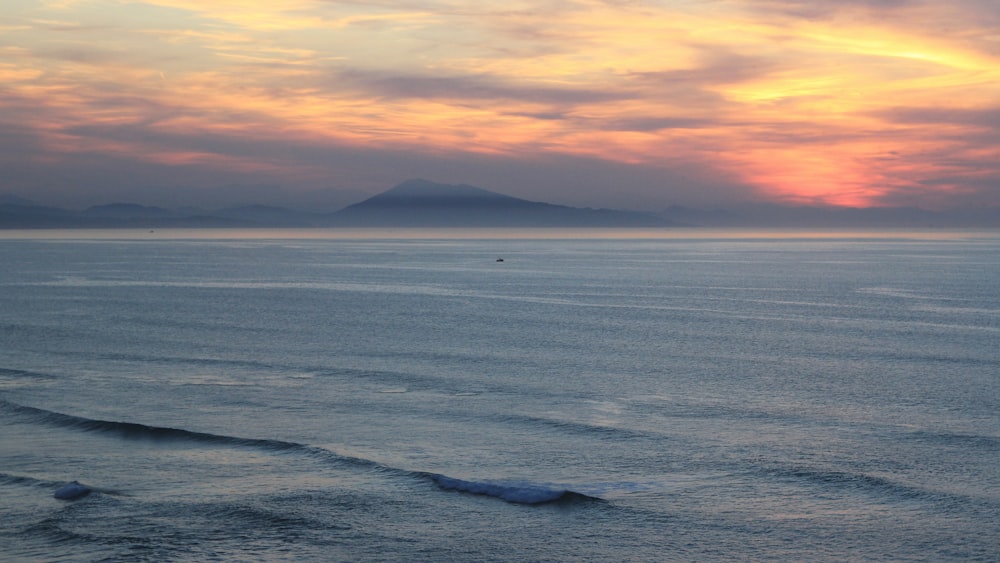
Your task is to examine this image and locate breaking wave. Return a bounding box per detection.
[0,398,603,506]
[425,474,602,505]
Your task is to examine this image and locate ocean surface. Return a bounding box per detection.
[1,229,998,562]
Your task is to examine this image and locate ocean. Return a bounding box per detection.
[1,229,998,561]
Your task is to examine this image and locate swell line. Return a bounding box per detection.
[419,473,603,505]
[0,398,306,452]
[762,463,996,513]
[0,367,57,380]
[0,398,604,505]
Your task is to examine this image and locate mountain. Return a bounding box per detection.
[3,181,996,228]
[81,203,179,219]
[0,202,248,228]
[0,194,36,205]
[330,179,668,227]
[211,205,326,226]
[0,203,79,228]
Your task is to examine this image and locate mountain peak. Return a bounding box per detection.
[333,179,666,227]
[373,179,515,202]
[0,193,35,206]
[81,203,176,218]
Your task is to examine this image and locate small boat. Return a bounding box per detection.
[496,258,504,262]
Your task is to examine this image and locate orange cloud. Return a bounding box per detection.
[2,0,998,209]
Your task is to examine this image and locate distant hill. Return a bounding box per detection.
[0,202,249,228]
[2,182,996,228]
[0,203,80,228]
[81,203,179,219]
[1,181,666,228]
[212,205,327,226]
[329,179,667,227]
[0,194,36,206]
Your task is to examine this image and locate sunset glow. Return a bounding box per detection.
[2,0,998,210]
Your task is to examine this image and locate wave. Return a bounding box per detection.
[19,516,95,546]
[89,351,283,372]
[196,501,348,532]
[494,412,651,442]
[778,465,925,498]
[0,472,50,489]
[0,398,306,451]
[423,474,602,505]
[906,429,1000,450]
[0,472,123,500]
[766,463,994,512]
[0,367,57,380]
[0,399,605,506]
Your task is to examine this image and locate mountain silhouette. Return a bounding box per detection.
[4,179,993,228]
[330,179,667,227]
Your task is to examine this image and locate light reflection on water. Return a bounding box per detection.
[1,233,997,561]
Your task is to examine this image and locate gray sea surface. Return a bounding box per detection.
[1,229,998,561]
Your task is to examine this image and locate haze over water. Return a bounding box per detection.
[2,229,998,561]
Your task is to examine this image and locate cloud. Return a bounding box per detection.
[881,106,1000,128]
[1,0,999,211]
[334,68,633,105]
[0,109,754,211]
[737,0,917,17]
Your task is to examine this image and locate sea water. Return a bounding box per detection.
[1,229,997,561]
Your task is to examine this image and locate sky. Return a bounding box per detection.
[1,0,999,211]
